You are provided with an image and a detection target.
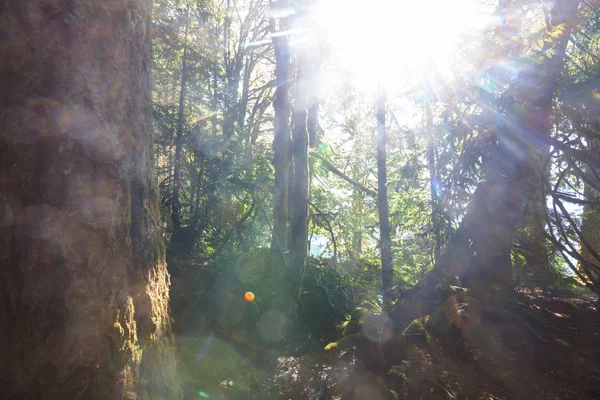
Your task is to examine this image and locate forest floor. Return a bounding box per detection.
[172,281,600,400]
[397,287,600,400]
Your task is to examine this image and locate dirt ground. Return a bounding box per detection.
[401,288,600,400]
[171,273,600,400]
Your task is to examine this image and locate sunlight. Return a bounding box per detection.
[316,0,492,93]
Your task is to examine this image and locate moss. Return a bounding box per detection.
[467,282,509,303]
[324,306,373,351]
[427,304,456,336]
[402,317,431,344]
[343,307,367,336]
[324,333,362,351]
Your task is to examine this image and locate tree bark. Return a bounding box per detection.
[290,62,310,299]
[270,0,292,257]
[170,3,190,254]
[426,97,441,264]
[447,0,577,290]
[377,83,395,307]
[0,1,181,399]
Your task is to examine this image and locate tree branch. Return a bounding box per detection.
[312,152,377,198]
[309,200,338,260]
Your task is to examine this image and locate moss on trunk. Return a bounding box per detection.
[0,1,181,398]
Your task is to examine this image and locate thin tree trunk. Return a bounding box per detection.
[211,44,220,137]
[426,97,441,264]
[192,155,205,228]
[289,0,315,299]
[0,1,181,398]
[522,159,553,285]
[377,83,395,307]
[270,0,292,257]
[350,167,365,260]
[222,0,242,141]
[290,108,309,294]
[290,64,310,299]
[171,3,191,242]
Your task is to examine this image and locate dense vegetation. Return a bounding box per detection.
[151,0,600,398]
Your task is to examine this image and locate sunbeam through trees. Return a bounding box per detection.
[2,0,600,399]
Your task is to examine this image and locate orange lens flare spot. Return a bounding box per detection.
[244,291,255,302]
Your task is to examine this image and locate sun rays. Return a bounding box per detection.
[315,0,493,94]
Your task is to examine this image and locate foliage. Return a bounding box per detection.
[153,0,600,396]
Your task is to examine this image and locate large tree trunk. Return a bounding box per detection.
[0,1,181,399]
[376,84,395,307]
[453,150,531,288]
[446,0,577,291]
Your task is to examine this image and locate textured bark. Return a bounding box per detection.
[290,108,309,294]
[270,0,291,257]
[376,85,395,307]
[518,1,578,286]
[455,156,531,288]
[290,76,310,298]
[412,1,576,293]
[450,0,576,290]
[0,1,181,399]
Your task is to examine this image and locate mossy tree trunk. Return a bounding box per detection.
[0,1,181,399]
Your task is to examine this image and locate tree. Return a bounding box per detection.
[520,153,553,285]
[436,0,578,290]
[290,45,310,299]
[0,1,181,398]
[270,0,292,258]
[153,0,273,264]
[170,1,191,255]
[289,0,319,299]
[425,95,441,264]
[377,82,395,307]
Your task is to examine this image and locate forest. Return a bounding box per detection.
[1,0,600,399]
